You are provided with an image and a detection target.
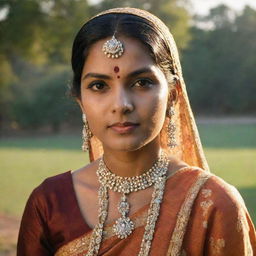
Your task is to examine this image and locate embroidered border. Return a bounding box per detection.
[55,210,148,256]
[166,172,212,256]
[209,237,225,254]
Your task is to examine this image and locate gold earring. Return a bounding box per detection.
[167,106,177,148]
[82,114,92,152]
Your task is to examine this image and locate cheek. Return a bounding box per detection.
[151,97,168,126]
[84,109,105,138]
[80,94,104,130]
[138,89,168,126]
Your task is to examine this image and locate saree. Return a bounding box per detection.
[17,167,256,255]
[53,167,255,255]
[17,7,256,256]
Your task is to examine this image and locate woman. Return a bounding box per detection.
[17,7,256,256]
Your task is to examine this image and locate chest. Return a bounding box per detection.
[73,182,154,228]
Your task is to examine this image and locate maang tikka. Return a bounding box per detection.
[102,34,124,58]
[167,106,177,148]
[82,114,92,152]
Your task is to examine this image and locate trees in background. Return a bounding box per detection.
[0,1,255,133]
[182,5,256,114]
[0,0,92,131]
[12,67,80,132]
[92,0,191,49]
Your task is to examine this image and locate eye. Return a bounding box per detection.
[88,81,108,91]
[132,79,153,89]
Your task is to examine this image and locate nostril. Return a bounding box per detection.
[111,89,134,114]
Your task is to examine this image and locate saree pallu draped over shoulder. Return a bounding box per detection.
[55,168,256,256]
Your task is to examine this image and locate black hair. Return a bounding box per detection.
[71,13,175,98]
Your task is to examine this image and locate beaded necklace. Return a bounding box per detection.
[86,153,169,256]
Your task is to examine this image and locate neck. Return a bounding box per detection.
[102,137,163,177]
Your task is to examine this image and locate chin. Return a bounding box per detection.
[103,135,155,152]
[109,142,143,152]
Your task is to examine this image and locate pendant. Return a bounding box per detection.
[113,194,135,239]
[102,35,124,59]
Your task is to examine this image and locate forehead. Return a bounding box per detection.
[82,37,155,74]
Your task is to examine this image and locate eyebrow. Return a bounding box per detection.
[127,67,153,79]
[82,73,111,80]
[82,67,154,81]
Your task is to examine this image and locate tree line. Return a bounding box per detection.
[0,0,255,133]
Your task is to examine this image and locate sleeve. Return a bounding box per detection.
[182,175,256,255]
[203,189,256,255]
[17,187,53,256]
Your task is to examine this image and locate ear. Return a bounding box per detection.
[170,88,178,103]
[168,86,179,107]
[168,76,180,105]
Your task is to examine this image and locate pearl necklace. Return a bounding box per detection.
[86,153,169,256]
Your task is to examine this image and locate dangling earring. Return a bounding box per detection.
[167,106,177,148]
[82,114,92,152]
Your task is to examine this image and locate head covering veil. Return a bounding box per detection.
[86,7,209,171]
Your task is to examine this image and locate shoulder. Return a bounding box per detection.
[174,166,247,213]
[203,173,246,210]
[182,169,256,255]
[27,171,72,209]
[190,170,251,227]
[178,167,245,205]
[34,171,72,195]
[168,165,211,185]
[71,159,100,189]
[179,168,252,232]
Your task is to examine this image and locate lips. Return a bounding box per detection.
[109,122,139,134]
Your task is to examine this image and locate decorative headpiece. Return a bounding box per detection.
[102,35,124,58]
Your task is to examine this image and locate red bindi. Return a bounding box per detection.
[114,66,120,73]
[117,75,120,79]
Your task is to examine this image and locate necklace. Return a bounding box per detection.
[86,153,169,256]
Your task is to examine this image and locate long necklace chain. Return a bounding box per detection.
[86,153,169,256]
[86,185,108,256]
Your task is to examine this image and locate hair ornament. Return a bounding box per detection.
[102,35,124,58]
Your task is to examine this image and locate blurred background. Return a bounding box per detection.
[0,0,255,255]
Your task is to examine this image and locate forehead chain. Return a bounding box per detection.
[102,35,124,59]
[89,7,182,76]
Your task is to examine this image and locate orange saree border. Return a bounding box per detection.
[166,172,211,255]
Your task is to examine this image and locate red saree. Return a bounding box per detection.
[17,167,256,255]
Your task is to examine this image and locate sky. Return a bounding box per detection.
[1,0,256,21]
[88,0,256,15]
[190,0,256,15]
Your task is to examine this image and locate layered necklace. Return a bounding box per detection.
[86,153,169,256]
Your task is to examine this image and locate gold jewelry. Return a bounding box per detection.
[82,114,92,152]
[102,35,124,58]
[86,153,169,255]
[167,106,177,148]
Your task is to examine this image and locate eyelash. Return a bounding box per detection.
[87,81,108,91]
[132,78,153,89]
[87,78,154,92]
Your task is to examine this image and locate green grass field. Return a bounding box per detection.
[0,123,255,225]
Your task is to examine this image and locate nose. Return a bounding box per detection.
[111,87,134,114]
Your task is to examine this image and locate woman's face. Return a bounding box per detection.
[79,36,169,152]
